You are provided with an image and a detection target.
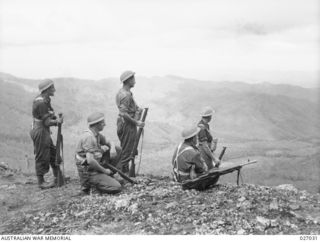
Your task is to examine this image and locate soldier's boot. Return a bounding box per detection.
[37,175,54,189]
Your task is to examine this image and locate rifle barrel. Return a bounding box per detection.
[238,160,257,167]
[129,107,148,177]
[218,146,227,160]
[104,163,137,184]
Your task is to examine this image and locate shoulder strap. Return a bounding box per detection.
[198,123,205,129]
[173,143,193,171]
[34,96,44,101]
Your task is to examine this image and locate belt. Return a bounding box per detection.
[75,154,87,165]
[31,118,43,129]
[33,118,42,122]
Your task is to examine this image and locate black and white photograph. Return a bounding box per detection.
[0,0,319,238]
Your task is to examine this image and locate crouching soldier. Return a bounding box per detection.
[172,126,207,182]
[30,79,63,189]
[75,112,122,195]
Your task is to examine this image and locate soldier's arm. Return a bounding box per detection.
[43,117,59,127]
[36,102,58,127]
[99,135,116,153]
[120,112,144,127]
[119,95,144,127]
[191,153,206,174]
[86,153,111,175]
[198,128,215,160]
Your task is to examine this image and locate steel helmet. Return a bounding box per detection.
[87,112,105,126]
[38,79,54,93]
[200,106,215,117]
[182,126,201,140]
[120,70,135,83]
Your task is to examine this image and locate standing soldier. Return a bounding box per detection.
[75,112,122,195]
[30,79,63,189]
[197,106,220,170]
[172,126,206,182]
[116,70,144,175]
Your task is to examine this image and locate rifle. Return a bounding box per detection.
[182,159,258,190]
[208,159,257,185]
[55,113,65,187]
[104,163,137,184]
[129,108,148,177]
[218,146,227,160]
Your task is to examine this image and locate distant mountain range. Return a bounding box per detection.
[1,71,319,142]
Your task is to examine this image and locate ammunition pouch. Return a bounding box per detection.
[75,154,88,166]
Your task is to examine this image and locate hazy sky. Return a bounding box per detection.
[0,0,319,87]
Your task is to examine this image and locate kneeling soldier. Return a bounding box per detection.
[75,112,122,195]
[172,126,206,182]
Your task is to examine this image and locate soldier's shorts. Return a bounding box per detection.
[30,126,58,176]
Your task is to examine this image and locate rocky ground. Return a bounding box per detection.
[0,163,319,235]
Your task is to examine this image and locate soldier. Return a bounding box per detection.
[75,112,122,195]
[30,79,63,189]
[172,126,206,182]
[198,106,220,170]
[116,70,144,174]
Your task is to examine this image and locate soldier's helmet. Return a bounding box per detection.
[200,106,215,117]
[182,126,201,140]
[38,79,54,93]
[87,112,105,126]
[120,70,135,83]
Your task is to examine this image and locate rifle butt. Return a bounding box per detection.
[129,160,136,177]
[218,146,227,160]
[56,167,65,187]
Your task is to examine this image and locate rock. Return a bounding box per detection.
[269,199,279,210]
[0,184,9,189]
[75,210,90,217]
[289,211,305,221]
[25,179,35,185]
[270,219,279,227]
[237,229,246,235]
[0,162,9,170]
[165,201,179,210]
[289,204,300,210]
[114,197,131,210]
[256,216,270,227]
[284,220,291,226]
[242,200,252,208]
[290,224,298,229]
[276,184,298,193]
[238,196,246,202]
[128,203,139,214]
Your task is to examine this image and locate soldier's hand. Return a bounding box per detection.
[57,116,64,124]
[101,145,110,153]
[104,169,112,175]
[214,159,221,168]
[136,121,145,128]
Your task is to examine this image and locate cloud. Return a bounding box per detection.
[0,0,319,86]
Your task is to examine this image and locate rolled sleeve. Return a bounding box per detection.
[192,153,205,173]
[81,135,99,154]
